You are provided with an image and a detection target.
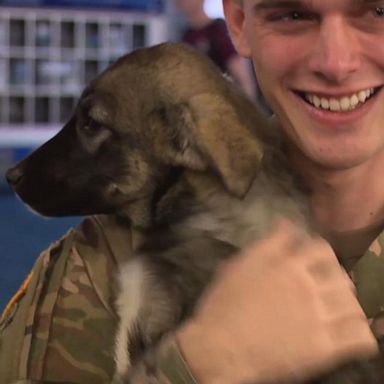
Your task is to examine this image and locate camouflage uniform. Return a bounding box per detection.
[1,214,384,383]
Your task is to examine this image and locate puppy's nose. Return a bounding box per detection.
[6,166,24,187]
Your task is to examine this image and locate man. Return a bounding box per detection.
[0,0,382,383]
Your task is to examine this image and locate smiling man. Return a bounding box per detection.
[1,1,384,383]
[225,0,384,236]
[236,0,384,170]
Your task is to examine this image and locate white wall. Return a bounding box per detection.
[204,0,224,18]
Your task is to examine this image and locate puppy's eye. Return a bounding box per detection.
[82,117,104,135]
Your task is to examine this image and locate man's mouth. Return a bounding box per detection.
[299,87,381,112]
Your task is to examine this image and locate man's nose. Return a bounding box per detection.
[308,16,360,83]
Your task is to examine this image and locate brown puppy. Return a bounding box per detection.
[6,43,383,383]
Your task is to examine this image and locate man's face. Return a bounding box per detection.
[224,0,384,170]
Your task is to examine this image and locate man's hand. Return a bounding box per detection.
[177,221,378,384]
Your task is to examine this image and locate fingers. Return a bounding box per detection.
[323,315,379,371]
[321,284,377,360]
[330,315,377,350]
[260,221,379,363]
[300,237,377,355]
[303,239,340,278]
[238,219,312,267]
[302,240,380,369]
[319,281,363,317]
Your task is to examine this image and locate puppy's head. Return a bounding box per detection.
[6,43,269,227]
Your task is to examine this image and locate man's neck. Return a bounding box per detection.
[291,152,384,233]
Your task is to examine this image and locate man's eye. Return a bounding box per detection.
[267,10,314,23]
[281,11,305,21]
[373,6,384,17]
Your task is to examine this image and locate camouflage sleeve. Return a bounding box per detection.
[128,336,198,384]
[0,215,128,384]
[352,233,384,338]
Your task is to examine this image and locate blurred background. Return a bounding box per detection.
[0,0,250,310]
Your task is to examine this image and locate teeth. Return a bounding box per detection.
[340,97,350,110]
[358,90,367,103]
[304,88,376,112]
[321,98,329,109]
[329,98,340,111]
[350,94,359,108]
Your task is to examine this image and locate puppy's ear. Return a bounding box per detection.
[149,102,207,172]
[188,93,264,198]
[150,93,264,198]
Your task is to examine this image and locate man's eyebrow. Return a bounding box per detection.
[253,0,308,11]
[253,0,384,11]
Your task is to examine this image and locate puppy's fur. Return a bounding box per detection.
[6,43,383,383]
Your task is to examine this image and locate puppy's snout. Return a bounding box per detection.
[6,166,24,187]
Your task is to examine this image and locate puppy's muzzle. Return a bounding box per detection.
[6,166,24,188]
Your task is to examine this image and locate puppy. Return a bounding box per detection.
[6,43,383,383]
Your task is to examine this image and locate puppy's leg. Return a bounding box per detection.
[114,255,190,382]
[114,236,237,383]
[114,259,147,380]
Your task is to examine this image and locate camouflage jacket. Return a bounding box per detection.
[0,215,194,384]
[1,214,384,384]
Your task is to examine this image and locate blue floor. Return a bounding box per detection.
[0,190,81,311]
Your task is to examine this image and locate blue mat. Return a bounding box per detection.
[0,190,81,311]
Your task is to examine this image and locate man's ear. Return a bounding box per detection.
[222,0,252,58]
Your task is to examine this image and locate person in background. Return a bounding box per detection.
[173,0,256,99]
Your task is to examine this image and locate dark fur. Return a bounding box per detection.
[6,43,384,383]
